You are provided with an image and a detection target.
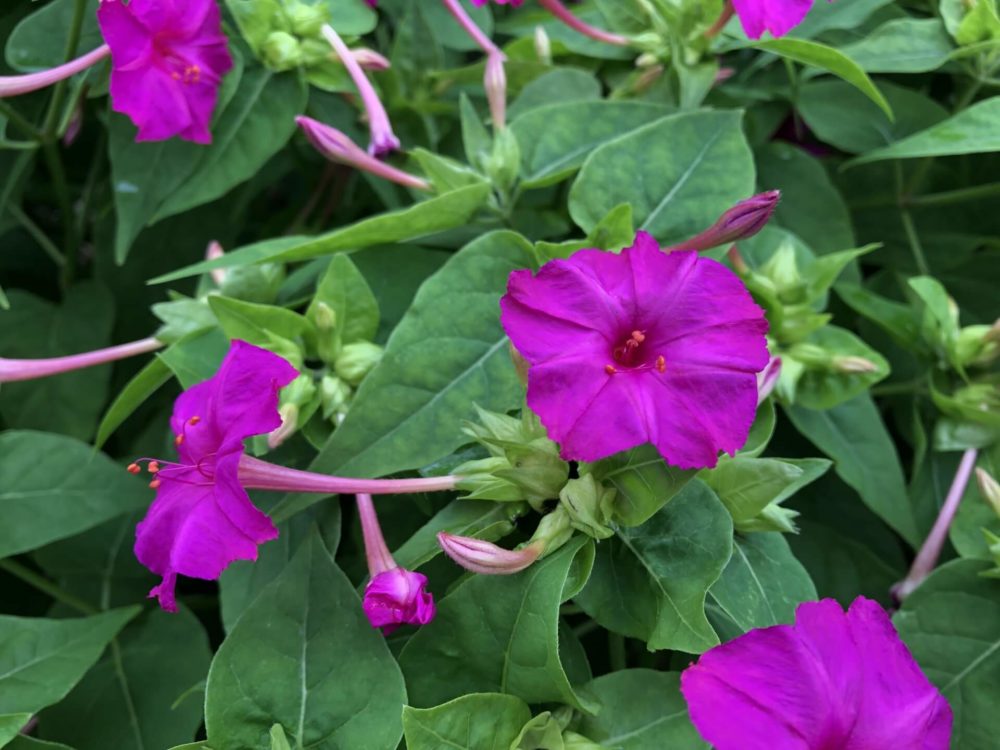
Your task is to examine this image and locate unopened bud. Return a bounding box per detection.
[334,341,383,385]
[977,468,1000,518]
[736,502,800,534]
[633,64,664,94]
[509,342,529,387]
[757,356,781,405]
[262,31,304,71]
[635,52,658,68]
[559,475,615,540]
[534,26,552,65]
[319,374,352,422]
[526,505,574,555]
[437,533,542,575]
[832,356,880,374]
[485,52,508,131]
[206,241,226,286]
[348,47,390,71]
[313,301,336,332]
[268,403,299,449]
[286,0,328,37]
[676,191,780,252]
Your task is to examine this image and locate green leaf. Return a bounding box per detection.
[894,559,1000,748]
[402,694,532,750]
[508,68,601,120]
[0,607,138,716]
[149,184,492,284]
[793,325,890,410]
[847,97,1000,167]
[39,609,212,750]
[205,530,406,750]
[785,395,920,547]
[511,101,670,188]
[754,38,892,119]
[835,282,922,350]
[4,0,103,71]
[156,328,231,389]
[790,0,894,38]
[6,736,77,750]
[0,716,34,746]
[306,254,379,345]
[708,533,817,636]
[575,480,733,653]
[0,283,114,441]
[587,445,696,527]
[839,18,956,73]
[208,296,313,353]
[94,357,173,450]
[576,670,706,749]
[702,457,831,525]
[152,68,308,222]
[399,537,597,712]
[569,111,754,245]
[0,431,149,558]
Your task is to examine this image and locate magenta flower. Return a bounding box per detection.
[681,597,952,750]
[357,494,436,634]
[134,340,297,611]
[732,0,816,40]
[97,0,234,144]
[500,232,769,469]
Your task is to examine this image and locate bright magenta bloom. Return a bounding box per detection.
[134,340,297,611]
[681,597,952,749]
[500,232,768,469]
[97,0,233,143]
[732,0,816,39]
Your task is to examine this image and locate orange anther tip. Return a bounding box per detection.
[174,434,184,446]
[605,364,617,375]
[656,355,666,373]
[127,463,141,474]
[188,416,200,425]
[149,479,161,489]
[148,461,160,473]
[632,330,645,342]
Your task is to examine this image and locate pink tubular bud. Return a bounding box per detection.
[757,356,781,405]
[205,241,227,285]
[343,47,390,72]
[484,52,508,131]
[0,337,163,383]
[437,533,542,575]
[537,0,630,47]
[673,191,781,252]
[0,44,110,98]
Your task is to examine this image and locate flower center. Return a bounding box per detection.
[606,330,666,375]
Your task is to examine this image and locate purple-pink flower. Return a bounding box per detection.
[97,0,233,144]
[363,568,436,634]
[500,232,769,469]
[134,340,297,611]
[732,0,816,40]
[681,597,952,750]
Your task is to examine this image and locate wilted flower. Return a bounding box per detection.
[681,597,952,749]
[97,0,234,143]
[500,232,769,468]
[732,0,816,40]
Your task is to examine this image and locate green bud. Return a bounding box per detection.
[285,0,329,37]
[312,301,339,365]
[559,475,616,540]
[454,457,527,502]
[484,127,520,195]
[977,467,1000,518]
[495,441,570,509]
[981,529,1000,579]
[954,324,1000,368]
[334,341,383,385]
[319,374,352,423]
[760,243,805,302]
[282,373,317,408]
[527,505,574,557]
[262,31,304,71]
[735,502,800,534]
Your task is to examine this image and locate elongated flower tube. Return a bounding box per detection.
[670,191,780,252]
[537,0,630,47]
[438,533,542,575]
[442,0,504,56]
[358,493,436,633]
[0,336,162,383]
[296,116,431,191]
[0,45,110,98]
[681,597,952,749]
[131,340,456,612]
[320,23,399,156]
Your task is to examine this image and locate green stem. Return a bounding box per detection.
[0,99,42,140]
[900,207,930,276]
[0,558,97,615]
[909,181,1000,207]
[42,139,78,286]
[871,379,928,397]
[7,204,66,267]
[608,632,627,671]
[41,0,89,138]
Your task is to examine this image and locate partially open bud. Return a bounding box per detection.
[559,475,615,540]
[285,0,328,37]
[832,355,880,374]
[205,241,227,286]
[534,26,552,64]
[484,52,507,131]
[757,356,781,405]
[673,191,780,252]
[437,533,542,575]
[334,341,384,385]
[977,468,1000,518]
[319,373,352,423]
[362,568,435,634]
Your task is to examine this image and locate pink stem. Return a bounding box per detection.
[537,0,630,47]
[894,448,979,602]
[357,493,397,576]
[440,0,503,56]
[0,44,110,98]
[0,336,163,383]
[238,454,459,495]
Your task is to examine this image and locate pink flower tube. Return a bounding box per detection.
[0,337,162,383]
[0,45,110,98]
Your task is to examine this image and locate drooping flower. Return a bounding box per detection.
[732,0,816,40]
[500,232,769,469]
[680,597,952,749]
[358,493,436,633]
[97,0,234,144]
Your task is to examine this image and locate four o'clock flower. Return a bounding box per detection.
[500,231,769,468]
[681,597,952,749]
[358,493,436,633]
[97,0,234,144]
[132,340,457,612]
[731,0,818,40]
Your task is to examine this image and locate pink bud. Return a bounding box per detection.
[757,356,781,405]
[676,191,781,252]
[485,52,508,131]
[437,533,542,575]
[346,47,390,72]
[362,568,436,634]
[205,241,227,286]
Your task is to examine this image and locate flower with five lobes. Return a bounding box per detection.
[131,340,457,612]
[97,0,234,144]
[681,597,952,749]
[500,232,769,469]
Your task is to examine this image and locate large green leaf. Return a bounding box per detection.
[847,97,1000,167]
[149,184,492,283]
[0,431,149,558]
[790,0,894,38]
[0,283,114,441]
[575,481,733,654]
[511,101,670,188]
[205,530,406,750]
[784,395,920,547]
[402,694,532,750]
[708,533,817,636]
[306,254,379,346]
[4,0,103,71]
[895,560,1000,750]
[839,18,956,73]
[39,609,212,750]
[576,670,706,749]
[587,445,696,527]
[507,67,601,120]
[568,110,755,245]
[0,607,138,716]
[398,537,597,711]
[702,457,831,526]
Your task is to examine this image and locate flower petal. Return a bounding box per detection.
[732,0,816,39]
